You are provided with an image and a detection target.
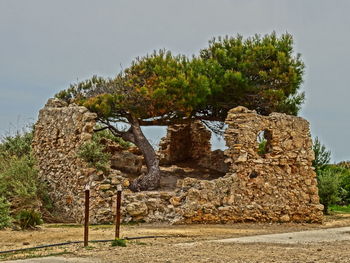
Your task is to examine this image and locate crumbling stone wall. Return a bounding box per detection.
[33,99,95,221]
[33,100,323,224]
[174,106,323,223]
[33,99,127,223]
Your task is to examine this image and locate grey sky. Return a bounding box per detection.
[0,0,349,161]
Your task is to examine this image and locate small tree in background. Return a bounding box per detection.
[317,169,340,214]
[312,137,331,172]
[311,137,344,214]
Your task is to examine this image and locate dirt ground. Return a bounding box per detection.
[1,214,350,262]
[127,163,225,190]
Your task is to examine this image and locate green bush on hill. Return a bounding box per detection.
[0,128,50,228]
[0,130,33,158]
[312,137,350,214]
[317,168,340,214]
[0,197,12,229]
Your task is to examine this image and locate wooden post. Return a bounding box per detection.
[84,186,90,247]
[115,185,122,239]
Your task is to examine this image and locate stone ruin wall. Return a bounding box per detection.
[33,99,129,223]
[176,107,323,223]
[33,99,323,224]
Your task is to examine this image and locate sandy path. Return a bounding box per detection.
[1,214,350,262]
[213,226,350,244]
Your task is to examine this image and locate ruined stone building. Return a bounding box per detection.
[32,99,323,224]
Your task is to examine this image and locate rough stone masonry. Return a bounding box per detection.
[33,99,323,224]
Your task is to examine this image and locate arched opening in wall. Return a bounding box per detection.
[257,129,272,156]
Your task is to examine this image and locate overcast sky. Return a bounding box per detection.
[0,0,349,162]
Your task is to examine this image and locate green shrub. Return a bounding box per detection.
[335,166,350,205]
[111,238,127,247]
[329,204,350,213]
[17,209,43,229]
[0,130,52,220]
[0,155,40,208]
[78,141,111,172]
[78,125,134,172]
[0,129,33,158]
[258,139,267,155]
[317,169,340,214]
[312,137,331,172]
[93,126,131,149]
[0,197,12,229]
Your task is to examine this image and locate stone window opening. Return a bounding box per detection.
[257,129,272,156]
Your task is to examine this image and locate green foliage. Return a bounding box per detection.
[78,140,111,172]
[200,32,305,117]
[111,238,127,247]
[325,164,350,205]
[93,126,131,149]
[0,155,40,209]
[257,130,269,155]
[0,130,33,158]
[258,139,267,155]
[57,32,304,127]
[16,209,43,229]
[0,197,12,229]
[329,204,350,213]
[59,51,211,122]
[0,129,52,221]
[317,169,340,214]
[311,138,340,214]
[121,50,211,118]
[312,137,331,172]
[312,136,350,211]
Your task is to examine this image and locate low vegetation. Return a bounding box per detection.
[313,137,350,214]
[0,196,12,229]
[329,204,350,213]
[111,238,127,247]
[78,140,111,173]
[0,128,47,229]
[77,126,131,172]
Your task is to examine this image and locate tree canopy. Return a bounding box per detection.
[56,32,305,191]
[58,33,304,125]
[199,33,304,118]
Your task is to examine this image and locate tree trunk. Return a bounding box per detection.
[126,118,161,192]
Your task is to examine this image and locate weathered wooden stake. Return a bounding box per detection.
[115,185,122,239]
[84,187,90,247]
